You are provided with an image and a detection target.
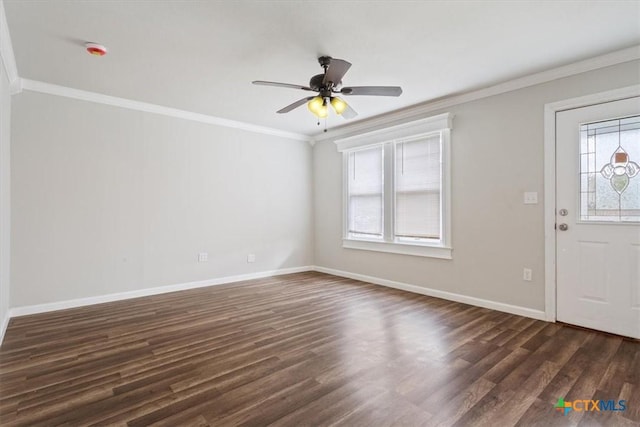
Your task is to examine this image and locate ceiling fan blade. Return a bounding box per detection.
[340,86,403,96]
[277,96,316,114]
[323,59,352,86]
[253,81,314,91]
[341,103,358,120]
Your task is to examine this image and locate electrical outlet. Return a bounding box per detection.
[523,268,532,281]
[198,252,208,263]
[247,253,256,263]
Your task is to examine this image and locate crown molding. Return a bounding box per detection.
[314,45,640,143]
[19,79,313,142]
[0,0,312,143]
[4,1,638,146]
[0,0,18,92]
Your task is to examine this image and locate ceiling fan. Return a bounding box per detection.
[252,56,402,121]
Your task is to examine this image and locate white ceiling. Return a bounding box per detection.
[4,1,640,137]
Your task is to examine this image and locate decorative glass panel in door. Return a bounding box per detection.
[579,115,640,222]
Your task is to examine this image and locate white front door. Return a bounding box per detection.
[556,96,640,339]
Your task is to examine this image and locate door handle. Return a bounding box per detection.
[558,223,569,231]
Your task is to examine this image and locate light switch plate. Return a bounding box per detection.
[198,252,208,263]
[524,192,538,204]
[247,253,256,263]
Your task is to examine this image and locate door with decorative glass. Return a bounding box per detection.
[556,96,640,339]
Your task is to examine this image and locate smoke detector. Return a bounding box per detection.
[85,42,107,56]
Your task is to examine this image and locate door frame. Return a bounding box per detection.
[543,84,640,322]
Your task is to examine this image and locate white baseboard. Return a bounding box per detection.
[0,311,9,345]
[2,264,547,347]
[8,266,313,318]
[312,265,547,321]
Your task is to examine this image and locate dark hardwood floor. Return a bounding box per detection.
[0,272,638,426]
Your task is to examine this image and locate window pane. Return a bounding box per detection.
[580,116,640,222]
[395,135,441,240]
[348,146,383,237]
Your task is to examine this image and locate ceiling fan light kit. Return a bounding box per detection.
[307,95,348,118]
[330,96,348,115]
[307,96,328,118]
[253,56,402,125]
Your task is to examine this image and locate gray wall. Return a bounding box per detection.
[9,60,640,312]
[0,56,10,327]
[11,91,313,306]
[313,61,640,312]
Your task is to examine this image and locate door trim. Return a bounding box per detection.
[543,85,640,322]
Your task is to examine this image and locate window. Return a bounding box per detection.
[579,115,640,222]
[337,113,452,259]
[347,146,384,239]
[395,135,441,242]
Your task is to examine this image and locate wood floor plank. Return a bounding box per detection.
[0,271,637,426]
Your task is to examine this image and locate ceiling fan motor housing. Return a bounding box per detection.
[309,74,325,91]
[311,56,340,92]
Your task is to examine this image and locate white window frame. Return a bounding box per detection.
[337,113,452,259]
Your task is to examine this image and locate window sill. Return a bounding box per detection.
[342,239,452,259]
